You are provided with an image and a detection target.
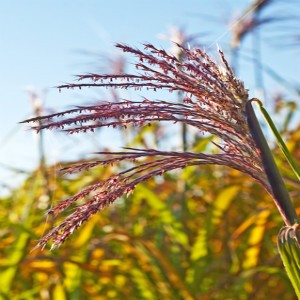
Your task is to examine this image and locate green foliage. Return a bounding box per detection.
[1,122,300,299]
[278,225,300,298]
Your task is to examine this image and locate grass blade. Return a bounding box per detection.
[253,98,300,182]
[278,225,300,298]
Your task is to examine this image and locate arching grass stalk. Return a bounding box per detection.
[22,43,300,296]
[246,98,300,297]
[22,43,273,249]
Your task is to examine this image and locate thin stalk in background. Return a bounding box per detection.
[251,9,265,101]
[28,90,52,205]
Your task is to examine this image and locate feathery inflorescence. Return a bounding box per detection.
[23,43,270,249]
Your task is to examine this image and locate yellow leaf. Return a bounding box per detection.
[243,210,270,269]
[53,283,67,300]
[190,229,208,261]
[212,185,240,225]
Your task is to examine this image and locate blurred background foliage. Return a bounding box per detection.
[1,0,300,299]
[1,119,300,299]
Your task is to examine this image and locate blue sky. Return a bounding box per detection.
[1,1,299,194]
